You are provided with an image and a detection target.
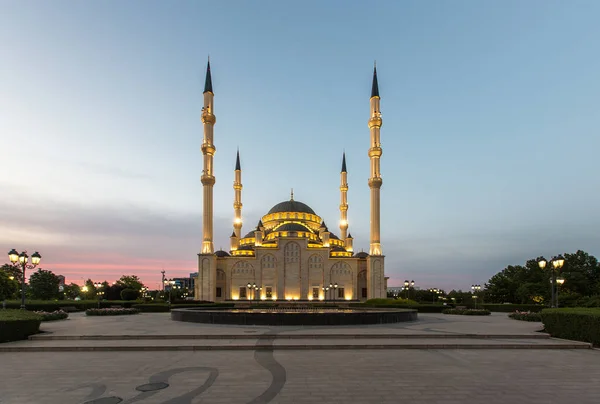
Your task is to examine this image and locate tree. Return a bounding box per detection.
[116,275,144,291]
[485,250,600,305]
[120,288,139,301]
[0,270,18,301]
[1,264,23,283]
[62,283,81,300]
[29,269,60,300]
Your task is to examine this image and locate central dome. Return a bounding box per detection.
[267,200,316,215]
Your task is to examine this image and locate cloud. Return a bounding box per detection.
[0,198,256,287]
[1,196,598,291]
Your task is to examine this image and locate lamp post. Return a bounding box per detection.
[8,249,41,309]
[538,255,565,308]
[329,283,338,301]
[164,279,176,306]
[428,288,438,304]
[247,282,261,301]
[403,280,410,299]
[93,282,104,308]
[322,286,329,301]
[471,285,481,309]
[555,277,565,308]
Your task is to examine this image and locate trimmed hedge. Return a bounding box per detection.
[442,308,491,316]
[2,300,138,311]
[35,310,69,321]
[350,302,447,313]
[541,308,600,346]
[480,304,544,313]
[0,310,42,342]
[132,303,235,313]
[508,311,542,322]
[86,308,140,316]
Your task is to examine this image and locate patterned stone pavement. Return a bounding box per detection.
[1,349,600,404]
[1,313,599,403]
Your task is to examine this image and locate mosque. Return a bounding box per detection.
[195,61,387,302]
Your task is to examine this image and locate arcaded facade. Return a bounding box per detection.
[196,61,387,302]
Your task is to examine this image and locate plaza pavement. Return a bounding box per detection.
[0,312,599,403]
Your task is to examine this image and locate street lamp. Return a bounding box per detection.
[428,288,439,304]
[322,286,330,301]
[329,283,338,301]
[247,282,261,301]
[8,249,41,309]
[471,285,481,309]
[539,255,565,308]
[164,279,176,305]
[93,282,104,308]
[555,277,565,307]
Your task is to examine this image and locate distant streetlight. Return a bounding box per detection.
[164,279,176,305]
[538,255,565,308]
[8,249,41,309]
[471,285,481,309]
[93,282,104,308]
[428,288,440,304]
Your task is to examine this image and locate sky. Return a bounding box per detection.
[1,1,599,291]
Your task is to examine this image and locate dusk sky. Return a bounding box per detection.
[1,1,599,291]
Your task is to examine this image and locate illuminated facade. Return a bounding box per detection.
[196,61,386,301]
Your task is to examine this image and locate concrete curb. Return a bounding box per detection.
[29,333,551,341]
[0,343,591,352]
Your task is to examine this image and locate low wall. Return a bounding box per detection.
[171,308,418,326]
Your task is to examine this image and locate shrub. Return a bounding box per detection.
[132,302,236,312]
[0,309,42,342]
[480,304,544,313]
[442,308,491,316]
[120,288,139,301]
[85,308,140,316]
[508,311,542,322]
[364,298,418,306]
[2,300,139,311]
[541,308,600,346]
[351,302,447,313]
[34,310,69,321]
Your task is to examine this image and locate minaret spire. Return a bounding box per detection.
[200,58,216,254]
[371,62,379,98]
[233,149,243,240]
[204,58,213,94]
[368,63,383,255]
[339,152,349,241]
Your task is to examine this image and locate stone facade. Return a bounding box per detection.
[196,61,387,302]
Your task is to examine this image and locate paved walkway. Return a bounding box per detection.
[1,312,599,403]
[31,312,547,336]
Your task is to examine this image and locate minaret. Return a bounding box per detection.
[368,63,383,256]
[339,152,349,241]
[233,149,243,239]
[200,59,216,254]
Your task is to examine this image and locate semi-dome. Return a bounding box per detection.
[215,250,230,257]
[267,200,316,215]
[354,252,369,258]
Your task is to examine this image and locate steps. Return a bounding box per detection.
[0,333,590,352]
